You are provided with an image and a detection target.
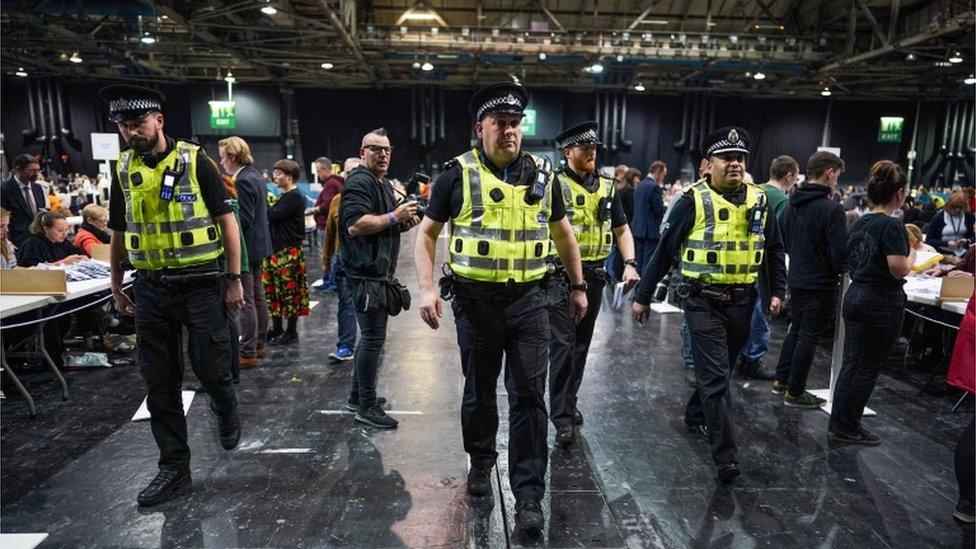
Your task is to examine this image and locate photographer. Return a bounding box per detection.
[339,128,418,430]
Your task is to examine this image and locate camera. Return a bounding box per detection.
[400,172,431,218]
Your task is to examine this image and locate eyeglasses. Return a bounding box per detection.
[363,145,393,154]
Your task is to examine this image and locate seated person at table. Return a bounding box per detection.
[73,204,111,256]
[925,191,974,256]
[0,208,17,269]
[16,211,87,267]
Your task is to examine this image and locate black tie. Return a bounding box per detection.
[22,185,36,215]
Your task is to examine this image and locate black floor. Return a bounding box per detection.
[2,232,974,548]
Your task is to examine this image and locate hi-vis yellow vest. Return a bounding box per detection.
[448,149,552,283]
[679,180,765,284]
[557,171,614,262]
[117,141,223,270]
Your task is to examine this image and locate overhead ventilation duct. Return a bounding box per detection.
[595,90,632,155]
[919,100,975,187]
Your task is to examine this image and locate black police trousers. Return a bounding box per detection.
[547,269,606,427]
[133,275,237,472]
[452,286,549,503]
[683,289,755,466]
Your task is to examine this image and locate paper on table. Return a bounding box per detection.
[132,391,195,421]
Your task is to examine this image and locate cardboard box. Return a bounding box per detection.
[940,276,975,302]
[90,244,111,262]
[0,269,68,296]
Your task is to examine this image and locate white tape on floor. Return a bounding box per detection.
[0,533,49,549]
[132,391,195,421]
[317,409,425,415]
[259,448,314,454]
[650,303,683,314]
[309,301,319,309]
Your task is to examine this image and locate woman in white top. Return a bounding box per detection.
[0,208,17,269]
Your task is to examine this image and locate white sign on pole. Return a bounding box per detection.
[90,133,121,161]
[817,146,841,157]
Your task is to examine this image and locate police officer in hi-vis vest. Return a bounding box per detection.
[415,82,587,534]
[632,127,787,483]
[101,85,245,507]
[548,121,640,447]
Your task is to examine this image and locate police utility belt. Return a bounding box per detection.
[678,279,755,303]
[439,263,546,302]
[137,259,224,285]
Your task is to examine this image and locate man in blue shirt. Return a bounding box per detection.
[630,161,667,272]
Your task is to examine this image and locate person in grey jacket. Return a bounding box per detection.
[220,137,273,366]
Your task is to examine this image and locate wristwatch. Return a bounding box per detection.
[570,282,588,293]
[624,259,639,269]
[223,273,243,281]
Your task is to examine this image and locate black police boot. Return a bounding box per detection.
[216,409,241,450]
[467,465,493,496]
[716,463,741,484]
[555,424,575,447]
[573,409,584,426]
[684,416,710,442]
[515,499,544,532]
[137,468,192,507]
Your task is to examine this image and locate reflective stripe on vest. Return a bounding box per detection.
[117,141,223,270]
[557,171,614,261]
[448,149,552,283]
[679,181,765,284]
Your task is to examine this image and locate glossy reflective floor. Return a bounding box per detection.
[2,233,973,548]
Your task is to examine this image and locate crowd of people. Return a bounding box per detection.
[1,82,973,535]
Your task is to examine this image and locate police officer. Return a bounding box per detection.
[101,85,244,506]
[414,82,586,534]
[632,127,786,483]
[548,121,640,447]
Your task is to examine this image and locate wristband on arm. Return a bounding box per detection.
[387,212,396,226]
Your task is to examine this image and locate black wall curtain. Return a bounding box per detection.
[3,79,959,189]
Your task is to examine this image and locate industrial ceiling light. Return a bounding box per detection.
[821,87,831,97]
[421,61,434,71]
[584,62,604,73]
[641,20,669,26]
[260,2,277,15]
[15,67,27,77]
[412,61,421,69]
[753,71,766,80]
[538,52,547,60]
[140,33,156,44]
[69,51,82,63]
[224,70,236,83]
[320,62,334,69]
[616,54,624,62]
[949,50,963,63]
[965,74,976,85]
[905,52,916,61]
[634,82,645,91]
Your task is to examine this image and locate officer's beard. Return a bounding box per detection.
[570,156,595,174]
[128,132,160,155]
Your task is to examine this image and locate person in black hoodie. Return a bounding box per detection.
[773,151,848,407]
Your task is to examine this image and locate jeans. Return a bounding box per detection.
[334,256,357,350]
[684,288,756,465]
[741,295,770,363]
[349,283,389,409]
[682,317,694,366]
[453,287,550,502]
[828,283,906,437]
[240,261,269,357]
[547,269,606,427]
[133,275,237,470]
[634,237,659,274]
[774,289,837,393]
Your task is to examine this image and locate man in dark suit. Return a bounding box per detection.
[630,160,668,271]
[218,136,273,366]
[1,154,46,247]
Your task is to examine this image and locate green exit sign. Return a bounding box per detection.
[522,108,537,137]
[878,116,904,143]
[209,101,237,130]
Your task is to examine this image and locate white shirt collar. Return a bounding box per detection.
[232,166,246,180]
